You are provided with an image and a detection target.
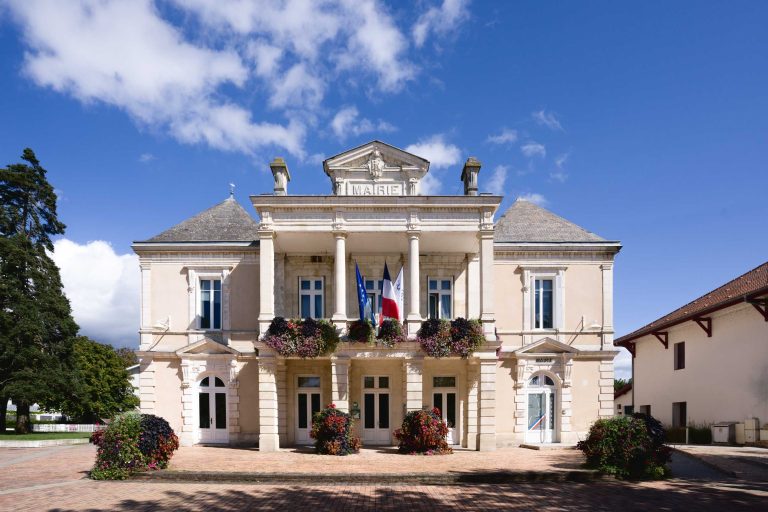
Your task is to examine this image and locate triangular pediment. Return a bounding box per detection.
[323,141,430,196]
[176,338,241,356]
[514,337,580,355]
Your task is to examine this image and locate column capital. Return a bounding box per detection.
[406,228,421,238]
[600,263,613,271]
[332,230,348,239]
[258,229,275,239]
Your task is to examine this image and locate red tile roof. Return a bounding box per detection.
[616,261,768,345]
[614,383,632,399]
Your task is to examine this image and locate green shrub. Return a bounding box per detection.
[309,404,361,455]
[394,409,452,455]
[688,423,713,444]
[90,413,179,480]
[665,426,686,444]
[577,414,671,479]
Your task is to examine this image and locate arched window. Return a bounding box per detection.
[529,374,554,387]
[200,376,225,388]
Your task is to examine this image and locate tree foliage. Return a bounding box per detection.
[614,377,633,391]
[61,337,139,422]
[0,148,79,432]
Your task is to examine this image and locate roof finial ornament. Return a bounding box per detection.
[229,182,235,198]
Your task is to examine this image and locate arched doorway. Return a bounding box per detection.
[198,375,228,444]
[525,372,559,443]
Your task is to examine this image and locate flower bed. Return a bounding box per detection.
[264,317,339,357]
[346,319,407,347]
[417,318,484,358]
[310,404,361,455]
[90,412,179,480]
[576,413,671,479]
[394,409,452,455]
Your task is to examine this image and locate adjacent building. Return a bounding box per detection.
[615,262,768,428]
[133,140,621,450]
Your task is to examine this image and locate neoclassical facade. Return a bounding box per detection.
[133,140,621,450]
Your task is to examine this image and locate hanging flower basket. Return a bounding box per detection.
[417,317,484,358]
[347,319,376,344]
[377,319,407,347]
[346,319,407,347]
[263,317,339,357]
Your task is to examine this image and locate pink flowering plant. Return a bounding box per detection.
[264,317,339,358]
[417,318,484,358]
[310,404,362,455]
[394,408,452,455]
[347,319,406,347]
[90,412,179,480]
[377,319,407,347]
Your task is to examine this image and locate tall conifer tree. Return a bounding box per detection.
[0,149,79,432]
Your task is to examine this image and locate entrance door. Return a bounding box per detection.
[525,374,557,443]
[432,376,458,445]
[199,376,228,443]
[362,376,390,444]
[296,376,321,445]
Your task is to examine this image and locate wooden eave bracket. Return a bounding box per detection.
[652,331,669,349]
[626,342,636,359]
[747,298,768,322]
[694,317,712,337]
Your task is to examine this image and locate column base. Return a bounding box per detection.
[258,315,274,337]
[259,433,280,452]
[331,315,348,334]
[406,315,422,338]
[477,433,497,452]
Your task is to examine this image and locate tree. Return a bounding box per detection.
[60,337,139,422]
[614,377,633,391]
[0,148,79,432]
[115,347,138,368]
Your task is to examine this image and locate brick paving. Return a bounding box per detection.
[1,445,767,511]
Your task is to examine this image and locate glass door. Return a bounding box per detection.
[432,376,458,445]
[198,376,228,443]
[526,374,557,443]
[362,376,391,444]
[296,376,321,445]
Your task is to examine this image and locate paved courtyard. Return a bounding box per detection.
[1,444,767,511]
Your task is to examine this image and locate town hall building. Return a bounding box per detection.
[132,140,621,450]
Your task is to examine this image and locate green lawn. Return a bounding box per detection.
[0,432,92,440]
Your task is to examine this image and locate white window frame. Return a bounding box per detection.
[187,268,230,333]
[427,276,453,320]
[198,278,222,331]
[298,276,324,319]
[521,267,565,337]
[533,277,555,330]
[365,279,383,316]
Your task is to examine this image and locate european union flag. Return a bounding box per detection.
[355,262,368,321]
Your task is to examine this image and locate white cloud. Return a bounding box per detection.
[330,106,396,140]
[139,153,155,163]
[485,165,507,195]
[521,141,546,158]
[51,239,139,347]
[614,348,632,380]
[8,0,461,158]
[412,0,470,48]
[486,128,518,145]
[406,134,461,169]
[517,193,547,206]
[419,172,442,195]
[550,152,569,183]
[532,109,563,131]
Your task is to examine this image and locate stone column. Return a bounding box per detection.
[331,357,351,412]
[478,354,497,451]
[139,262,152,349]
[277,359,287,442]
[258,230,275,336]
[466,360,480,450]
[179,359,194,446]
[601,263,614,349]
[406,230,421,337]
[479,231,496,338]
[466,253,480,319]
[405,357,424,412]
[258,354,280,451]
[332,232,348,331]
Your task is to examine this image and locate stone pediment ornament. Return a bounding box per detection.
[367,149,385,181]
[176,338,241,356]
[514,337,580,355]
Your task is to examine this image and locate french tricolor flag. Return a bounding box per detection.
[380,262,401,323]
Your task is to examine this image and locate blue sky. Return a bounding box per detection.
[1,1,766,377]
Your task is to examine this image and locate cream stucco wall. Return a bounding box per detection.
[237,361,260,442]
[570,360,601,437]
[633,303,768,427]
[151,359,183,435]
[615,390,633,417]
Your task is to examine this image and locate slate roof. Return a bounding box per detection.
[616,261,768,345]
[494,199,608,243]
[141,197,260,243]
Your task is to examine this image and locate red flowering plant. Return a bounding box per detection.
[377,319,407,347]
[417,318,484,358]
[394,408,453,455]
[264,317,339,358]
[310,404,362,455]
[90,412,179,480]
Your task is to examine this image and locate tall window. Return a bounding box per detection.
[200,279,221,330]
[674,342,685,370]
[299,277,324,319]
[534,278,554,329]
[672,402,687,428]
[428,278,452,319]
[365,279,383,315]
